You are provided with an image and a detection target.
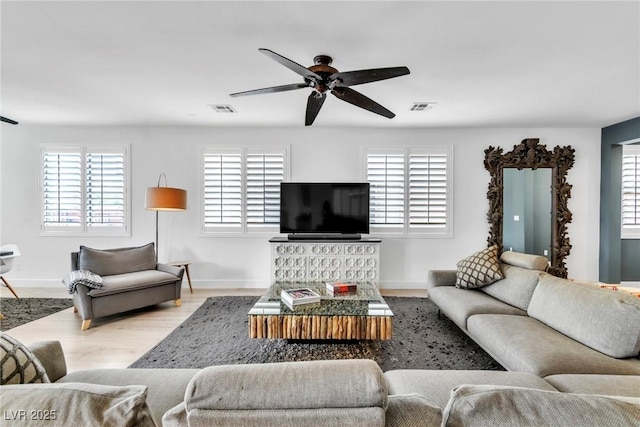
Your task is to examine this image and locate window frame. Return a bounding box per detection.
[200,145,290,235]
[363,146,453,238]
[621,144,640,239]
[38,145,130,237]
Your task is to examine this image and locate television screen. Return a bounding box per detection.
[280,183,370,235]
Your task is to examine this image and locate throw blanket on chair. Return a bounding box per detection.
[62,270,103,294]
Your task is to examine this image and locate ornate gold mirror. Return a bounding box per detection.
[484,138,575,278]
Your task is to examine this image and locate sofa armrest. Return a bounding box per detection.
[28,340,67,382]
[157,263,184,279]
[427,270,457,289]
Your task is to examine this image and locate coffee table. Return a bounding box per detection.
[248,282,393,340]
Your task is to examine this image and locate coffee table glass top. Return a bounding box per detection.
[248,282,393,317]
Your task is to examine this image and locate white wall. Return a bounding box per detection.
[0,125,601,289]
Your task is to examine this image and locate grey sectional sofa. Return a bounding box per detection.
[70,243,184,330]
[427,251,640,378]
[3,250,639,426]
[2,340,639,427]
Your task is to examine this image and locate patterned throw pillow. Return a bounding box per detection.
[455,245,504,289]
[1,332,50,385]
[62,269,103,294]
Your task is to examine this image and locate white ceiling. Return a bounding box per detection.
[1,1,638,128]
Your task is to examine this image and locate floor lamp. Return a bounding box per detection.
[145,173,187,262]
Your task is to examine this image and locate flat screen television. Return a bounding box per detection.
[280,182,370,239]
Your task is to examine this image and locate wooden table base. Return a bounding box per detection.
[249,314,393,340]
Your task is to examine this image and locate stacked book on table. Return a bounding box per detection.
[280,288,321,310]
[326,281,358,296]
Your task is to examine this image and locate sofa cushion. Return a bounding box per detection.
[428,286,526,331]
[441,384,640,427]
[385,394,442,427]
[185,360,386,410]
[481,263,543,310]
[78,243,156,276]
[528,275,640,358]
[467,314,640,377]
[58,368,199,427]
[179,360,386,426]
[384,370,556,409]
[87,270,180,297]
[544,374,640,398]
[0,383,156,427]
[455,246,503,289]
[1,333,49,385]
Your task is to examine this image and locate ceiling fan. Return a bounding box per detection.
[230,49,410,126]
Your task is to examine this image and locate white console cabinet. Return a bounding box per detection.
[269,237,381,284]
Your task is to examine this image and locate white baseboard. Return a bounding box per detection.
[185,280,426,290]
[378,281,426,290]
[620,281,640,288]
[6,278,428,290]
[5,279,64,288]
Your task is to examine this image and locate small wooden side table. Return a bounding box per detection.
[170,261,193,294]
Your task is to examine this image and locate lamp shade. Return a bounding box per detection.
[145,187,187,211]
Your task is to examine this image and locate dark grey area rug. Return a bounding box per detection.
[1,298,74,331]
[130,296,504,372]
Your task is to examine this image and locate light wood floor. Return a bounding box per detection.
[1,286,427,373]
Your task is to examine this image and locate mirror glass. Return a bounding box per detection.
[502,168,551,258]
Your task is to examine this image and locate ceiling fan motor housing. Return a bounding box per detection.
[308,56,338,94]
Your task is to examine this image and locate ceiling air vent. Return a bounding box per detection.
[209,104,237,113]
[410,102,436,112]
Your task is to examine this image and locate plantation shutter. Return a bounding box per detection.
[367,154,405,226]
[409,153,448,229]
[42,150,82,229]
[41,146,129,235]
[203,152,242,229]
[365,147,452,236]
[86,150,126,229]
[622,146,640,237]
[246,153,284,227]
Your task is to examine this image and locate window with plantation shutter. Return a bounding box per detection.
[40,146,129,235]
[621,145,640,239]
[202,146,288,234]
[365,147,452,236]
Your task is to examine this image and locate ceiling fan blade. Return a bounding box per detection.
[230,83,310,97]
[259,48,322,81]
[332,66,410,87]
[305,92,326,126]
[331,86,395,119]
[1,116,18,125]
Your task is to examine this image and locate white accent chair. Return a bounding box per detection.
[0,244,20,299]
